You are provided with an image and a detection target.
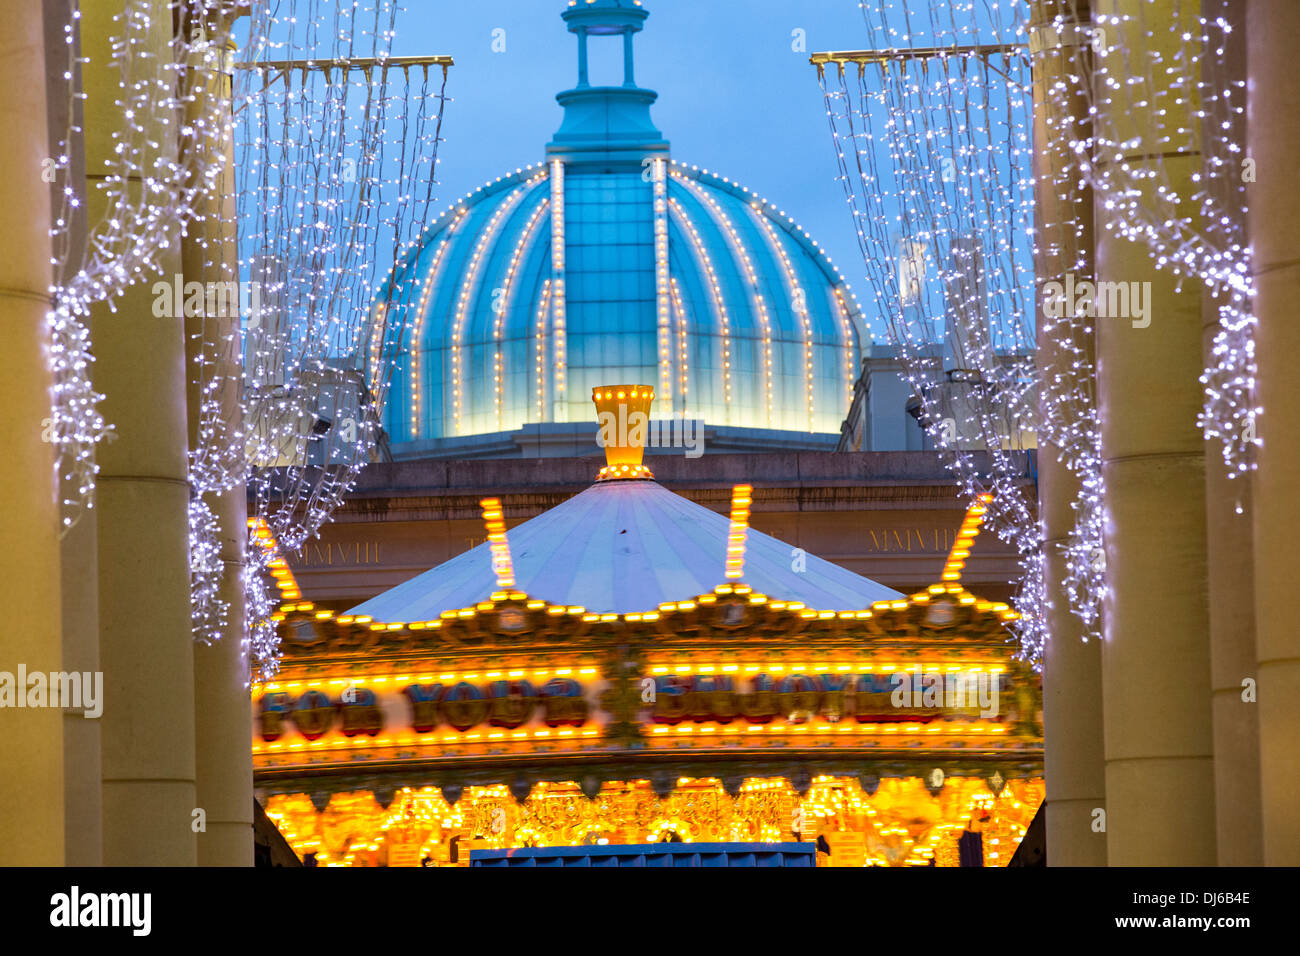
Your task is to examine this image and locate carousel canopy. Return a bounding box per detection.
[345,477,902,620]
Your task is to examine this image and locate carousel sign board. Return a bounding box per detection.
[253,666,1031,762]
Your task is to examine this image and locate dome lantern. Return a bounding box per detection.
[548,0,668,166]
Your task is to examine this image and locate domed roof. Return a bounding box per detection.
[346,479,902,620]
[378,2,866,448]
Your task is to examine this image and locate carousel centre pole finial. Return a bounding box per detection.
[593,385,656,480]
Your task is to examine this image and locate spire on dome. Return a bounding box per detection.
[547,0,669,166]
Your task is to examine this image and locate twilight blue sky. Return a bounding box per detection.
[388,0,884,337]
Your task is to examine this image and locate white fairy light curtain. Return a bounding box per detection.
[209,1,450,666]
[814,0,1060,660]
[47,1,238,532]
[1046,0,1255,478]
[47,1,449,666]
[1025,4,1106,646]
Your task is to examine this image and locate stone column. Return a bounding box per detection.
[1094,0,1216,866]
[1201,0,1261,867]
[0,0,66,867]
[1202,337,1261,863]
[1029,0,1107,867]
[42,0,104,867]
[182,12,253,866]
[83,0,197,865]
[1247,0,1300,866]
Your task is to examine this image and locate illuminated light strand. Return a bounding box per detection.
[96,9,457,654]
[813,11,1047,658]
[480,498,515,589]
[410,207,470,439]
[941,492,994,582]
[669,197,733,417]
[724,484,754,580]
[253,722,1011,753]
[549,160,568,421]
[366,300,391,406]
[495,196,551,431]
[246,515,304,671]
[47,3,239,531]
[1020,8,1108,648]
[256,660,1011,695]
[263,571,1021,646]
[668,277,691,408]
[830,287,859,419]
[248,517,302,604]
[670,160,867,434]
[1025,2,1257,644]
[189,498,227,647]
[449,177,543,435]
[652,159,674,413]
[216,6,452,665]
[1090,3,1255,477]
[672,172,775,427]
[534,279,553,421]
[747,206,818,432]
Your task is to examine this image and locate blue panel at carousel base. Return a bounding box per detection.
[469,842,816,867]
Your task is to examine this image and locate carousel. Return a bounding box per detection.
[252,386,1043,865]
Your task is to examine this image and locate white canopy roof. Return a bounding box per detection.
[346,479,903,621]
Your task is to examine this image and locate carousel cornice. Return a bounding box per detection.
[264,580,1019,662]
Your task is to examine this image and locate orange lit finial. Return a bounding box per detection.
[479,498,515,588]
[593,385,655,480]
[725,484,753,579]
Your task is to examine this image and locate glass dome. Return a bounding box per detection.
[378,1,865,449]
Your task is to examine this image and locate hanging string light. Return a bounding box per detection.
[45,2,450,666]
[46,1,242,532]
[812,1,1052,659]
[220,3,451,668]
[1044,0,1255,479]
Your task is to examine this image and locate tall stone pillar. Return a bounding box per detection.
[1202,341,1261,863]
[0,0,66,867]
[1094,0,1215,865]
[1029,0,1107,867]
[182,12,253,866]
[1247,0,1300,866]
[83,0,197,865]
[1201,0,1260,867]
[45,0,103,867]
